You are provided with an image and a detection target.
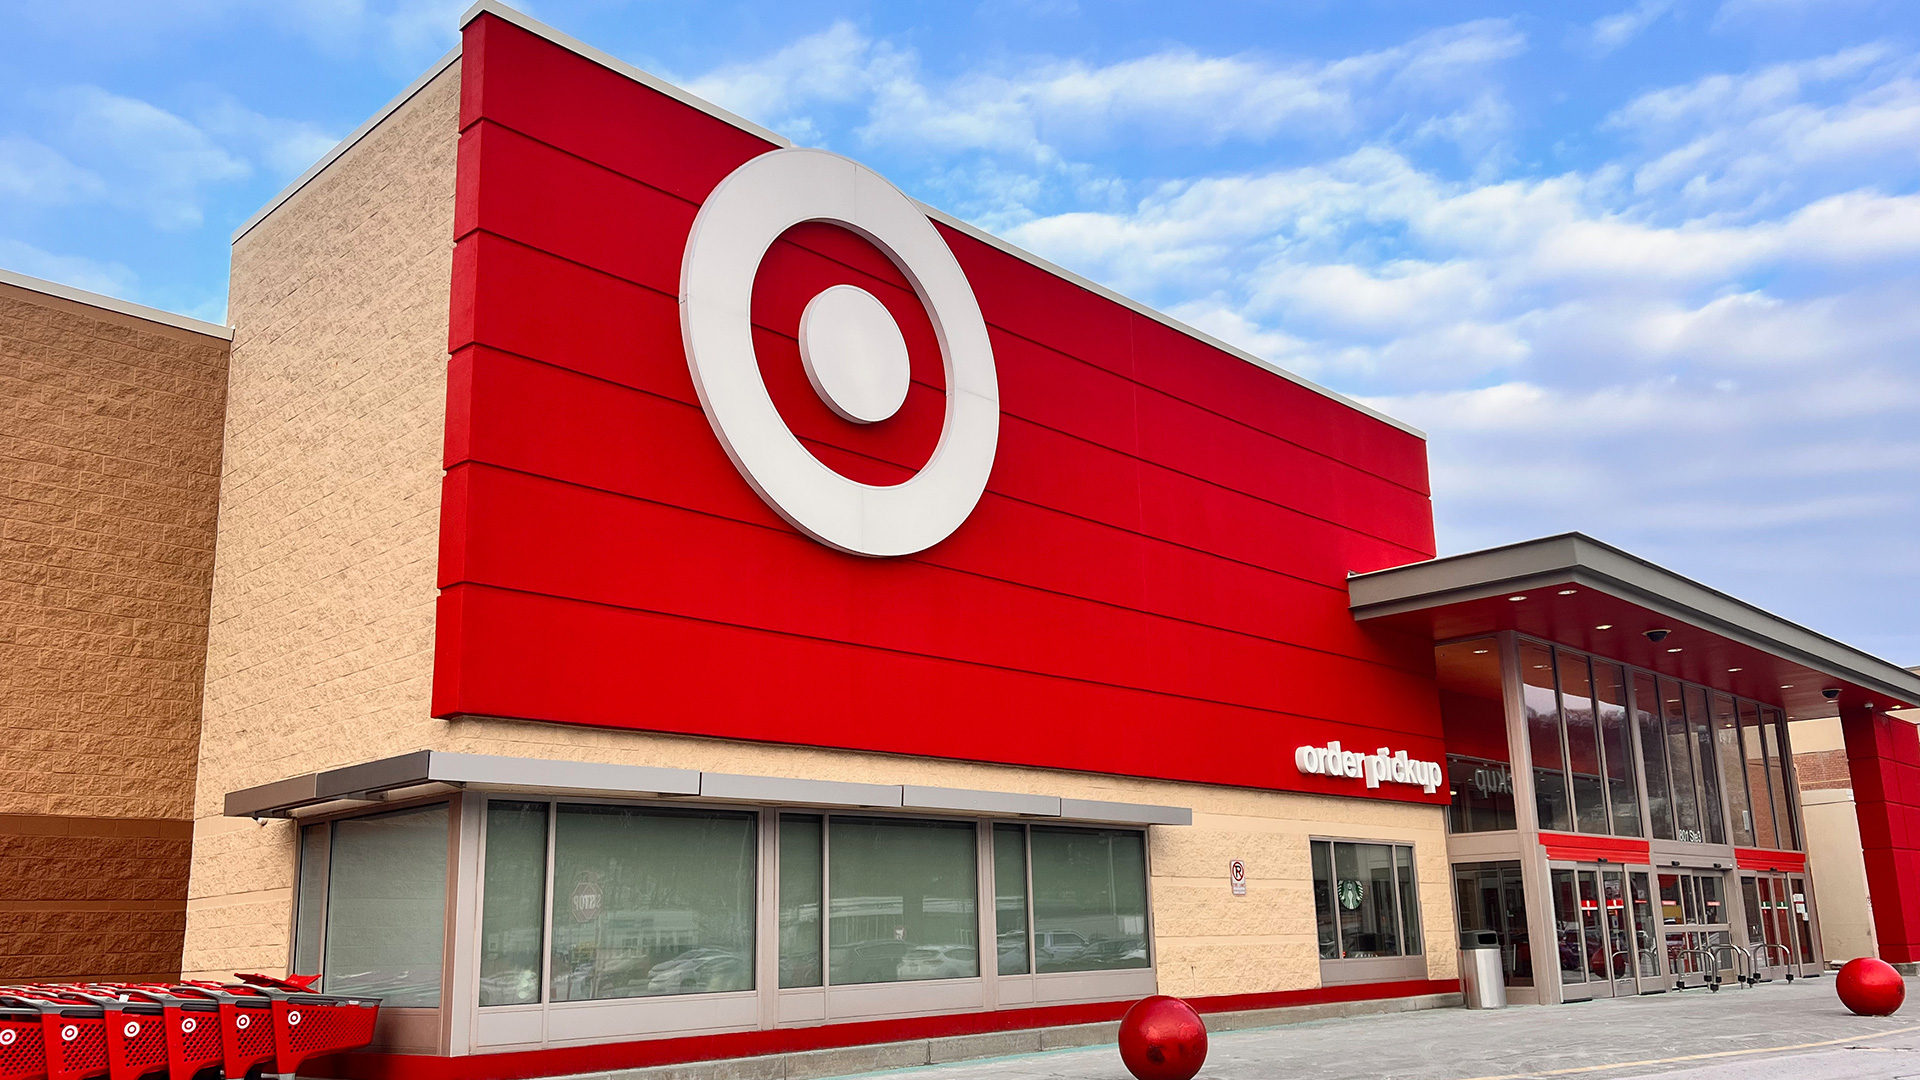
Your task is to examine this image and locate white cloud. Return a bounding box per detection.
[0,238,137,296]
[0,136,104,204]
[1607,47,1920,213]
[686,18,1526,165]
[196,99,341,177]
[1589,0,1676,54]
[57,86,251,229]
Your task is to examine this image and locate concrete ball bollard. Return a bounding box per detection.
[1837,957,1906,1016]
[1118,996,1209,1080]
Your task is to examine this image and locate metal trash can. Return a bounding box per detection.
[1459,930,1507,1009]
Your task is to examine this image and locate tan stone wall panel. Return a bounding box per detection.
[183,64,462,976]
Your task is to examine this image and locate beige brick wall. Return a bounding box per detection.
[0,272,227,980]
[183,63,461,976]
[184,56,1458,996]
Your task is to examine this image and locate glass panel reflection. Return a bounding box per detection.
[993,824,1030,976]
[778,815,823,988]
[1713,694,1755,847]
[325,804,449,1007]
[1637,672,1676,840]
[1594,662,1641,837]
[1438,639,1515,833]
[549,805,756,1001]
[1559,652,1608,834]
[1523,642,1571,832]
[480,801,548,1006]
[829,818,978,984]
[1031,827,1149,973]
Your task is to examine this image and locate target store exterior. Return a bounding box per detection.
[180,3,1920,1076]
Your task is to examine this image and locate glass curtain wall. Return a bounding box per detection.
[1493,637,1797,850]
[1508,641,1643,837]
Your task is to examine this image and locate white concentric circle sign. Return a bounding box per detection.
[680,148,999,557]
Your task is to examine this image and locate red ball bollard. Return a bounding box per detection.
[1118,995,1208,1080]
[1837,957,1906,1016]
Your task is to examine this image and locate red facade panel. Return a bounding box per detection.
[435,13,1443,802]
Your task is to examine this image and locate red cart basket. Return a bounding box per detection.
[0,990,107,1080]
[173,975,379,1080]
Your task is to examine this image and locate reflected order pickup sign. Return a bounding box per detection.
[433,11,1446,801]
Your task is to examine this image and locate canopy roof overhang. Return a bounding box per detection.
[1349,533,1920,723]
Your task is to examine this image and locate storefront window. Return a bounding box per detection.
[778,815,823,988]
[549,805,756,1002]
[1594,661,1641,836]
[321,804,449,1007]
[480,801,548,1006]
[1684,686,1726,845]
[828,818,978,984]
[1031,827,1150,973]
[1762,709,1799,848]
[1312,840,1422,959]
[993,824,1030,976]
[1522,642,1571,833]
[1312,841,1338,960]
[293,824,326,978]
[1438,639,1515,833]
[1742,701,1778,848]
[1635,672,1676,840]
[1713,695,1755,847]
[1559,651,1609,834]
[1661,681,1705,843]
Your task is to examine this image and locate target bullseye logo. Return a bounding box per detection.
[60,1025,77,1043]
[0,1029,15,1046]
[181,1017,197,1034]
[681,148,999,557]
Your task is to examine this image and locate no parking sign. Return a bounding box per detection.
[1229,859,1247,896]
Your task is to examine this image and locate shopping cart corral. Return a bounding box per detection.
[0,974,377,1080]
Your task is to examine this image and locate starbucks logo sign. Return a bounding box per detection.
[1337,879,1365,911]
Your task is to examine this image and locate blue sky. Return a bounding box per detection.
[3,0,1917,665]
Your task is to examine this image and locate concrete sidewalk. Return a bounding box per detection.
[855,978,1920,1080]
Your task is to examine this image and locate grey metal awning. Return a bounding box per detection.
[225,750,1194,826]
[1349,532,1920,721]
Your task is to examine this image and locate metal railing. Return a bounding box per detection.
[1671,947,1723,991]
[1752,942,1798,983]
[1708,942,1756,988]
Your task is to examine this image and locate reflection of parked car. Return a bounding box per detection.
[644,948,749,994]
[832,939,913,984]
[1035,930,1088,965]
[898,944,977,980]
[1074,937,1148,968]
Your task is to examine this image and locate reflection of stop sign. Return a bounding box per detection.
[571,880,603,923]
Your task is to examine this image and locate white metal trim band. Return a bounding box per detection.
[231,46,462,244]
[0,267,233,340]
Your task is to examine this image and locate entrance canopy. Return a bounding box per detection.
[1348,533,1920,723]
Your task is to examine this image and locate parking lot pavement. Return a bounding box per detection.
[859,978,1920,1080]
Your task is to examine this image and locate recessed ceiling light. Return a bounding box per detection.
[1728,667,1743,672]
[1473,649,1490,655]
[1558,589,1577,595]
[1667,647,1683,653]
[1595,624,1613,630]
[1508,595,1527,602]
[1534,664,1549,670]
[1781,684,1794,689]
